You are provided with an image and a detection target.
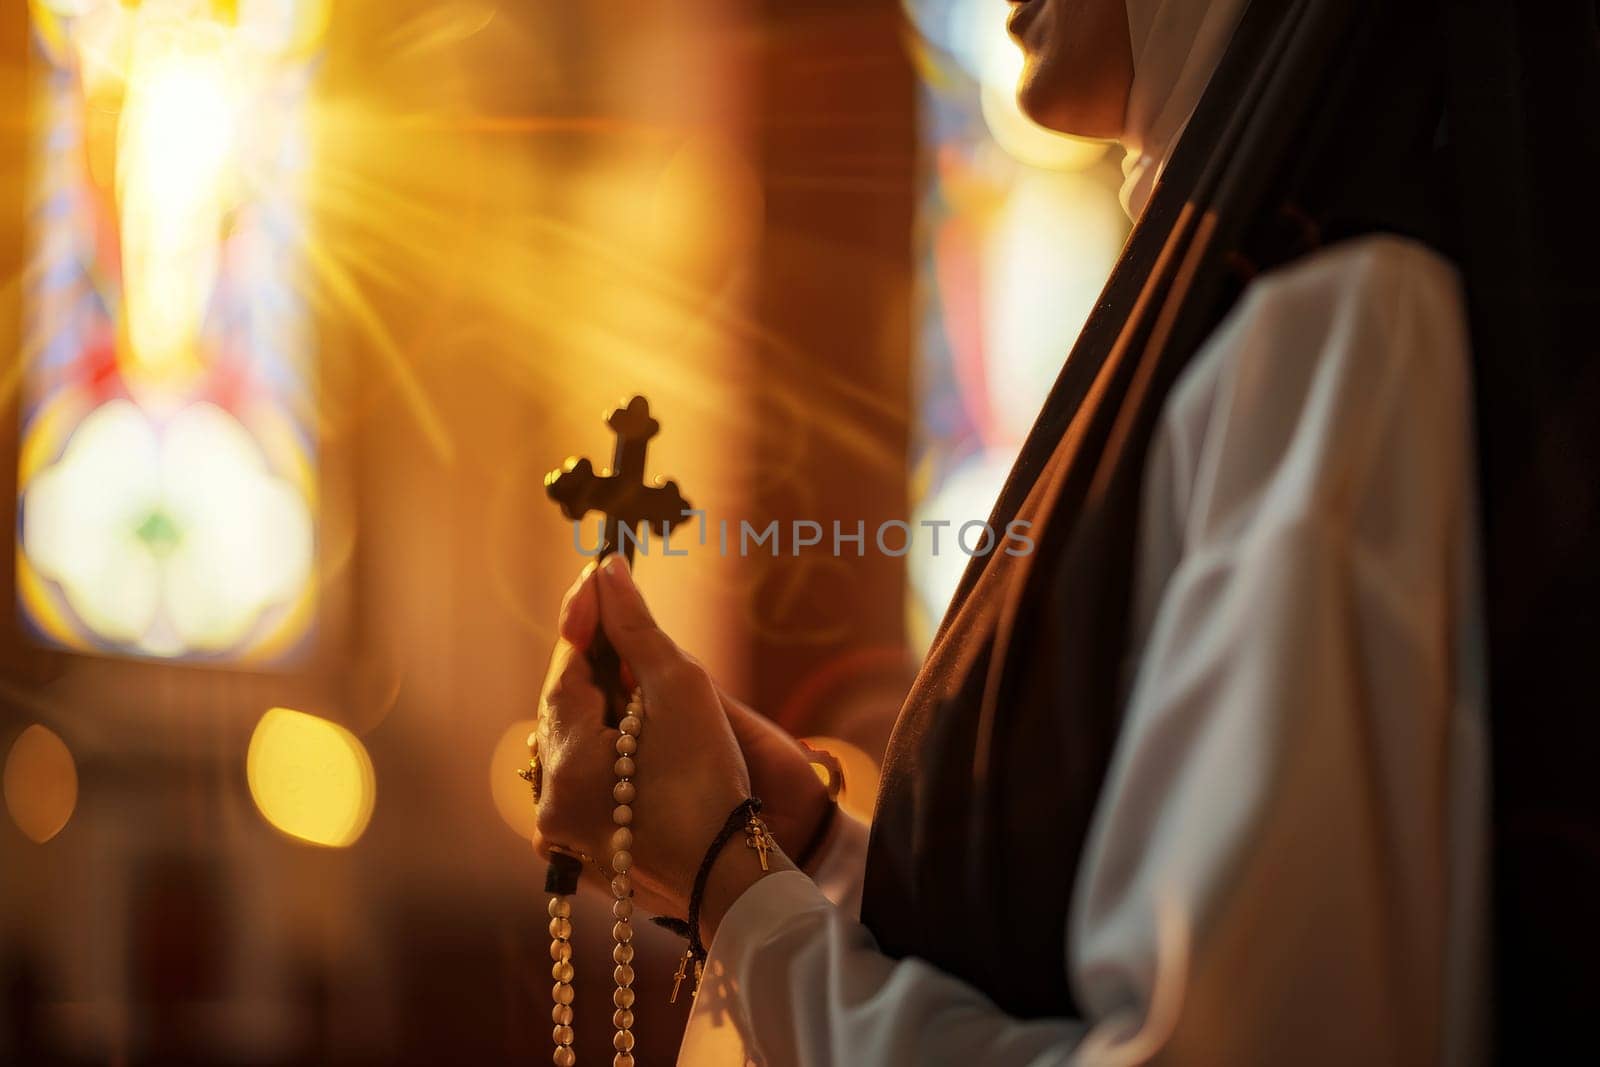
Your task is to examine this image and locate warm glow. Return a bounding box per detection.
[908,449,1018,641]
[21,400,315,657]
[490,718,539,841]
[22,401,164,645]
[4,724,79,844]
[799,735,881,824]
[980,85,1109,172]
[20,0,320,664]
[117,20,241,383]
[247,708,375,848]
[982,172,1127,440]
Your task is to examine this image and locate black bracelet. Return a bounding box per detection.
[651,796,763,964]
[792,797,840,873]
[686,797,762,961]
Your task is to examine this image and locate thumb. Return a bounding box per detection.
[595,555,681,686]
[556,561,600,647]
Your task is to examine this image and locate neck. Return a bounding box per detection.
[1118,0,1252,220]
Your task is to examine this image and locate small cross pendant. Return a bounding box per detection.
[745,816,775,872]
[670,949,692,1004]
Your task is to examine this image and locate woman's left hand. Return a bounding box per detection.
[530,555,772,925]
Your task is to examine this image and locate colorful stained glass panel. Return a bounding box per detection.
[17,0,321,662]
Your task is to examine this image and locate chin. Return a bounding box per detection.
[1016,62,1122,140]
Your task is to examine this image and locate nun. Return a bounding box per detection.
[530,0,1600,1063]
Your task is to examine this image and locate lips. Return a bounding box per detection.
[1006,0,1040,43]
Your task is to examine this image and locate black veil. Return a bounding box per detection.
[860,0,1600,1056]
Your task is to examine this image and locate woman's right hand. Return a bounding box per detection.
[715,691,835,872]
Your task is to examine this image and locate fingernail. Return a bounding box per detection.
[566,561,598,599]
[602,554,630,579]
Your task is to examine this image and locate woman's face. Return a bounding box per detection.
[1006,0,1133,140]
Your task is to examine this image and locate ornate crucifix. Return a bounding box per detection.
[545,395,690,727]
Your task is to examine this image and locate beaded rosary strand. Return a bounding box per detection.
[527,686,780,1065]
[537,688,645,1067]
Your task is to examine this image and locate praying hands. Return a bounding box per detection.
[530,555,830,943]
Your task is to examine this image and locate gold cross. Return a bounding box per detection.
[670,949,692,1004]
[744,816,775,872]
[515,755,540,804]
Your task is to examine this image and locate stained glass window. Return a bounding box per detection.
[17,0,322,662]
[905,0,1130,649]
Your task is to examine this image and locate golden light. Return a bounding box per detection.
[800,735,881,824]
[490,719,539,841]
[21,0,322,663]
[648,135,764,292]
[117,18,242,383]
[4,724,79,844]
[983,171,1127,439]
[247,708,375,848]
[980,86,1109,172]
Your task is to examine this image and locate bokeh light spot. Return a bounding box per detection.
[247,708,375,848]
[4,724,78,844]
[799,735,881,825]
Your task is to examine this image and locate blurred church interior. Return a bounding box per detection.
[0,1,1128,1062]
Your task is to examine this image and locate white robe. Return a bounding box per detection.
[677,235,1488,1066]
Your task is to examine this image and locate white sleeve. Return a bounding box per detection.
[1070,236,1488,1066]
[677,871,1085,1067]
[677,236,1488,1067]
[678,782,1084,1065]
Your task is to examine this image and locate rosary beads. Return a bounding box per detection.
[607,692,644,1067]
[535,688,644,1067]
[525,684,781,1065]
